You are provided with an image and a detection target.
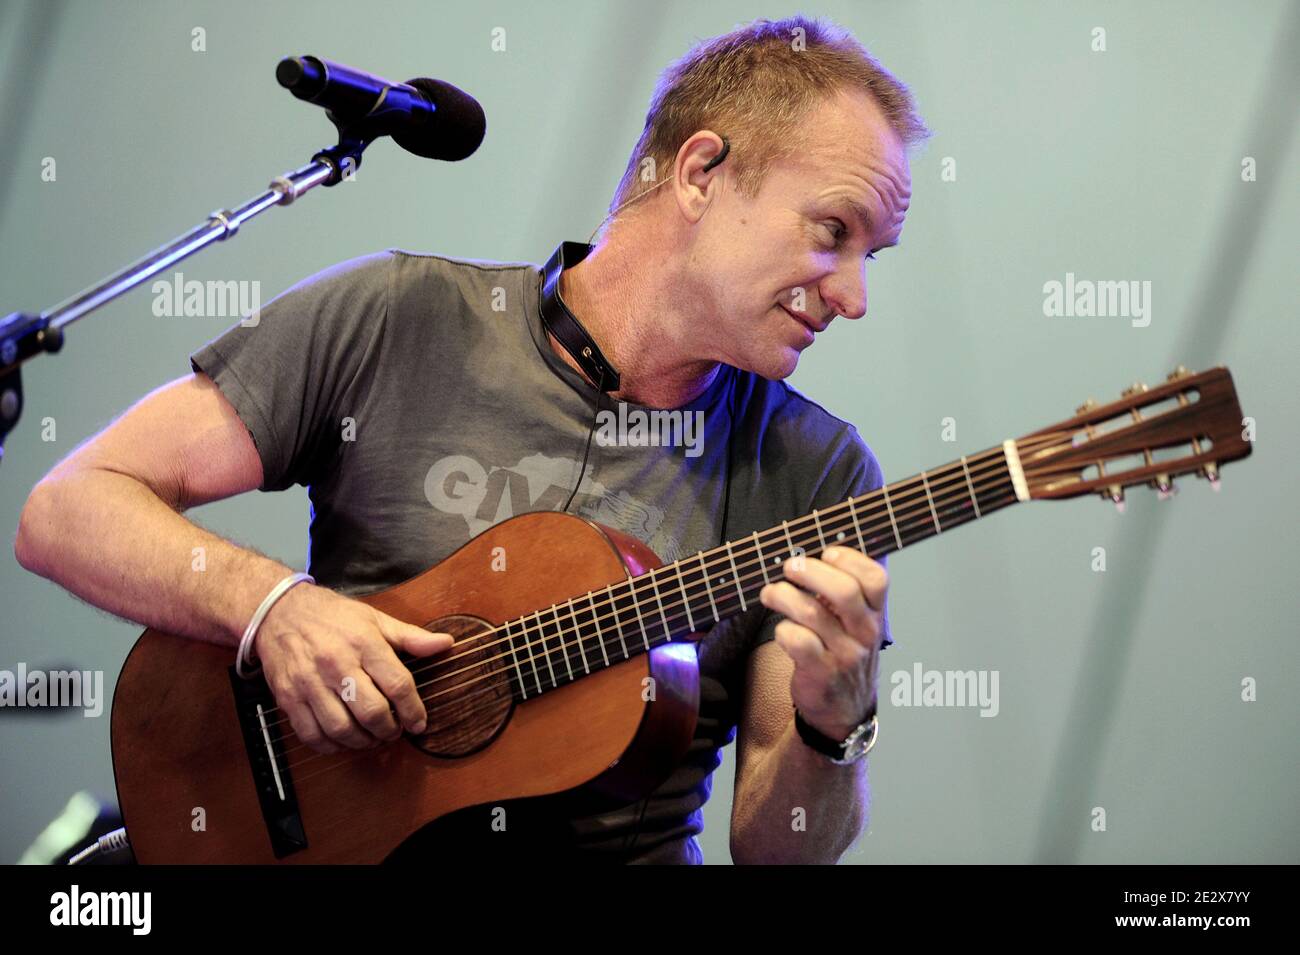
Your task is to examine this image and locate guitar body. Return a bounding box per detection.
[110,511,701,864]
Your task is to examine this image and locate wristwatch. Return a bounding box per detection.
[794,704,879,765]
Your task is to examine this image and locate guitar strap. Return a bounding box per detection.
[538,240,621,393]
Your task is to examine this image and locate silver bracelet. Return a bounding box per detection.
[236,572,314,680]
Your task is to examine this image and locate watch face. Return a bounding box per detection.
[838,718,878,762]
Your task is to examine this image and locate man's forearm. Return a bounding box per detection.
[731,718,869,864]
[15,467,296,647]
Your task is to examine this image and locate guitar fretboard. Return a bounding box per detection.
[487,441,1027,701]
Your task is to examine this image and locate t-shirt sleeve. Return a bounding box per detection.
[752,423,894,651]
[188,251,393,492]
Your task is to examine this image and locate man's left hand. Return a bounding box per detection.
[757,545,887,741]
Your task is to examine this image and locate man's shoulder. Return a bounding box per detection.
[279,247,537,282]
[757,375,851,430]
[745,375,880,471]
[382,248,542,317]
[264,248,395,306]
[388,247,538,267]
[388,247,539,283]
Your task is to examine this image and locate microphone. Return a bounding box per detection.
[276,56,486,161]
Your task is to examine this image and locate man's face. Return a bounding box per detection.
[693,89,912,379]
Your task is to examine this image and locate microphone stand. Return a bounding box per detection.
[0,131,372,468]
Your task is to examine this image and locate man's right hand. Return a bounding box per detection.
[253,582,455,754]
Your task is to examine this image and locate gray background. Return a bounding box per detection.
[0,0,1295,864]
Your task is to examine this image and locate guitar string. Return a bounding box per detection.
[260,443,1039,758]
[396,435,1061,687]
[261,448,1024,745]
[287,483,1023,786]
[260,446,1016,739]
[273,466,1022,773]
[405,463,1015,703]
[284,479,1025,789]
[345,470,1021,727]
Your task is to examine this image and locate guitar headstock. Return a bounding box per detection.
[1014,366,1252,508]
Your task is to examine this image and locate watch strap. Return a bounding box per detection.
[793,707,849,759]
[793,702,877,761]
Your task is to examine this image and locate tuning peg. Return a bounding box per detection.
[1166,365,1191,381]
[1075,398,1097,416]
[1200,461,1221,491]
[1154,475,1177,500]
[1121,382,1149,398]
[1102,485,1125,512]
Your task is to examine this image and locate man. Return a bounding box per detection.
[15,15,925,863]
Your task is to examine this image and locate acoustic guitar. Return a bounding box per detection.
[110,365,1252,862]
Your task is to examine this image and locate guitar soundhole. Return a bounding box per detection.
[407,614,514,758]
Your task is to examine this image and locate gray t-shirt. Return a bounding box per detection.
[189,248,893,864]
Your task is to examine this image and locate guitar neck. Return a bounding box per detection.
[494,441,1030,700]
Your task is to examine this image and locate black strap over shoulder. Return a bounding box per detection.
[538,241,621,393]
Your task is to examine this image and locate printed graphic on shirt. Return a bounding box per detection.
[423,452,691,562]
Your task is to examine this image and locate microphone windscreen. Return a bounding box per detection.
[401,77,486,161]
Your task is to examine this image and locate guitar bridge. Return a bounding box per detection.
[228,668,308,859]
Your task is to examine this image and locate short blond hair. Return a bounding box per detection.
[608,16,928,221]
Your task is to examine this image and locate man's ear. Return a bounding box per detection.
[672,131,730,223]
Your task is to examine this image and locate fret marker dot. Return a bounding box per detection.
[836,531,846,540]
